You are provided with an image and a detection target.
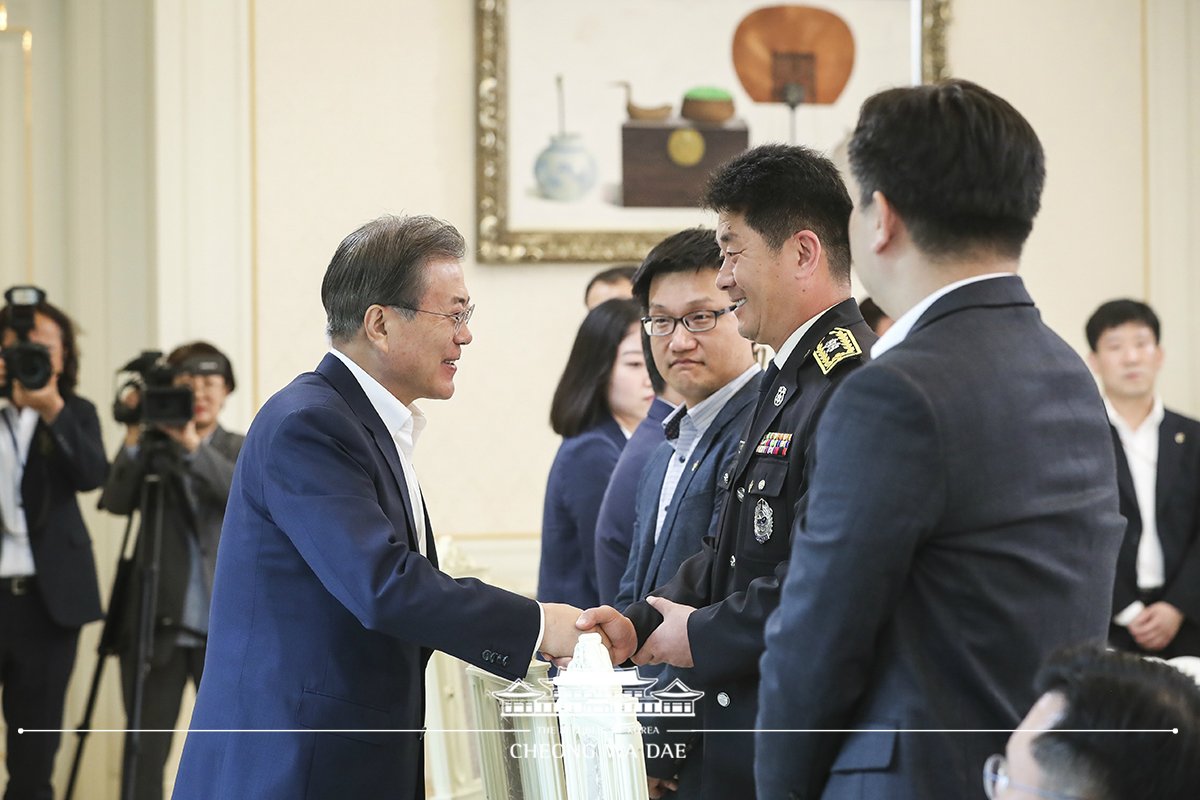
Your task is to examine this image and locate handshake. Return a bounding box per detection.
[537,596,697,669]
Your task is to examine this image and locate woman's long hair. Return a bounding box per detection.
[550,298,642,438]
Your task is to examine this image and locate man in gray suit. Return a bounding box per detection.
[613,228,760,797]
[755,80,1126,800]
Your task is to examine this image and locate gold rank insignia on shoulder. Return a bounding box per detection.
[756,432,792,456]
[813,327,863,375]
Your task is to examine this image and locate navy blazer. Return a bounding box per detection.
[756,277,1125,800]
[595,397,673,606]
[173,354,541,800]
[615,376,759,612]
[537,415,627,609]
[1109,409,1200,657]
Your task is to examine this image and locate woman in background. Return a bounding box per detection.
[537,298,652,609]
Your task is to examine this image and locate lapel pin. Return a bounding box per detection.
[1177,432,1186,444]
[773,386,786,406]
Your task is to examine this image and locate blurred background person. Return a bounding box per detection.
[538,298,652,609]
[594,334,682,608]
[0,296,108,800]
[99,341,244,800]
[1086,300,1200,658]
[984,642,1200,800]
[858,296,894,336]
[584,265,636,309]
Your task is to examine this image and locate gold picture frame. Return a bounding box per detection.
[476,0,951,264]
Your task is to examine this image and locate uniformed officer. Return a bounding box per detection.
[606,143,879,799]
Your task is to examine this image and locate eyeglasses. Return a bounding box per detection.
[983,754,1083,800]
[641,305,737,337]
[390,304,474,335]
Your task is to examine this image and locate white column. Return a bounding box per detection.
[153,0,254,429]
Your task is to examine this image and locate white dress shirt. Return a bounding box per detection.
[329,350,545,651]
[656,364,761,542]
[1106,396,1166,592]
[871,273,1013,359]
[0,402,39,577]
[331,349,428,555]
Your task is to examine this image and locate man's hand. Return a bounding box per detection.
[1130,601,1184,651]
[539,603,615,667]
[576,605,638,665]
[647,775,678,798]
[12,375,64,425]
[632,596,695,668]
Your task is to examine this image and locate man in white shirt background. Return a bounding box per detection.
[1086,299,1200,658]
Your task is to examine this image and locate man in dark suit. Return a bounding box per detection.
[100,342,245,800]
[586,144,877,799]
[755,80,1126,800]
[172,215,632,800]
[594,386,674,607]
[613,227,761,797]
[0,298,108,800]
[1085,300,1200,658]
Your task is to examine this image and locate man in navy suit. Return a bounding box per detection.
[613,227,760,797]
[173,214,632,800]
[755,80,1126,800]
[1085,300,1200,658]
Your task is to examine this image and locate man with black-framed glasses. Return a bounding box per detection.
[589,145,879,799]
[610,227,760,798]
[173,213,636,800]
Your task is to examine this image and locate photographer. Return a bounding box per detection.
[99,342,243,800]
[0,296,108,800]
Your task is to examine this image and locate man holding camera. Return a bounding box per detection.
[0,292,109,800]
[100,342,243,800]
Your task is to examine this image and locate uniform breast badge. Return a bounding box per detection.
[756,432,792,456]
[754,498,773,543]
[813,327,863,375]
[773,385,786,406]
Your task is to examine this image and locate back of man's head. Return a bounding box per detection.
[702,143,853,284]
[1029,644,1200,800]
[1085,299,1161,352]
[631,228,722,311]
[586,265,637,308]
[322,214,466,344]
[848,79,1045,262]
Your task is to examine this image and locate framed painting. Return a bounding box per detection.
[476,0,951,263]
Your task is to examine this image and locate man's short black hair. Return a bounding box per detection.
[1028,643,1200,800]
[848,79,1045,261]
[585,265,638,304]
[1085,299,1161,351]
[702,144,853,284]
[631,228,721,312]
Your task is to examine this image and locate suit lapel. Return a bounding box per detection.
[638,446,674,595]
[1156,413,1183,522]
[646,379,759,590]
[315,353,420,551]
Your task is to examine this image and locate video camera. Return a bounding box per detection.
[112,351,194,428]
[1,286,54,394]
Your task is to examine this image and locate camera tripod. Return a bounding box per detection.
[65,429,182,800]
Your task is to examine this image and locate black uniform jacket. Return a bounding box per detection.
[624,298,877,798]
